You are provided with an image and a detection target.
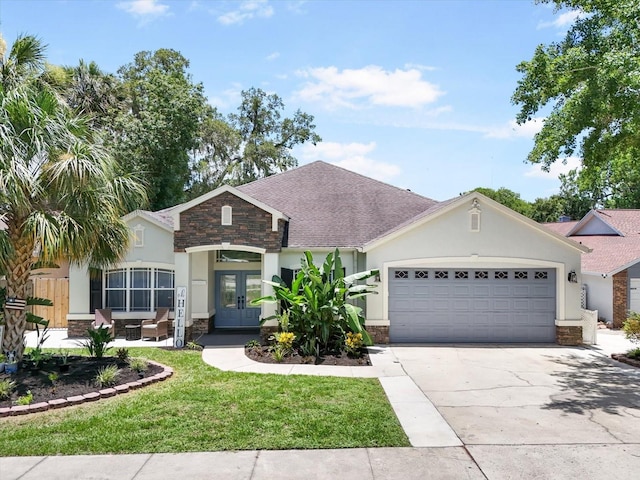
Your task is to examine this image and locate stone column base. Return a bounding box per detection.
[556,326,583,346]
[366,325,390,344]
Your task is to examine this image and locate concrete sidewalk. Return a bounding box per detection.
[1,448,484,480]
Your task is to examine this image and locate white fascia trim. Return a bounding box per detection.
[603,258,640,277]
[171,185,288,231]
[185,244,267,255]
[363,192,590,254]
[364,319,390,327]
[280,247,359,253]
[108,261,175,270]
[555,319,584,326]
[377,256,568,324]
[122,210,173,232]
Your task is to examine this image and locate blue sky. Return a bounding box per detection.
[0,0,580,202]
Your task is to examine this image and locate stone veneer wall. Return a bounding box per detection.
[366,326,390,344]
[174,191,286,253]
[613,270,628,329]
[556,326,583,346]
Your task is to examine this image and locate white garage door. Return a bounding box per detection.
[389,268,556,343]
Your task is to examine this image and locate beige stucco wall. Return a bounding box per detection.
[278,248,357,275]
[364,196,584,326]
[68,215,175,319]
[582,273,612,322]
[123,217,174,265]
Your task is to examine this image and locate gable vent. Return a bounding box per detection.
[469,199,481,232]
[221,205,232,226]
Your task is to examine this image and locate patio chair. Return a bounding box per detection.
[141,307,170,341]
[91,308,115,338]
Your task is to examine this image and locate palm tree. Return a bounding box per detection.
[0,34,147,358]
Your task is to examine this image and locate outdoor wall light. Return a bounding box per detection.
[567,270,578,283]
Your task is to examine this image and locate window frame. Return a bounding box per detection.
[104,267,175,312]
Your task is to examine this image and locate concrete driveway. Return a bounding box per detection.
[392,338,640,479]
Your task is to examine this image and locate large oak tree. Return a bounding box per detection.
[513,0,640,207]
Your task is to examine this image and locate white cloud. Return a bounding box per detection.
[294,65,444,109]
[484,117,544,139]
[525,156,582,179]
[403,63,438,72]
[299,141,401,181]
[538,10,581,29]
[266,52,280,61]
[218,0,274,25]
[287,1,308,14]
[116,0,170,21]
[208,85,243,110]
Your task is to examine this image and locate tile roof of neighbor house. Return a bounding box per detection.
[236,161,439,248]
[545,210,640,275]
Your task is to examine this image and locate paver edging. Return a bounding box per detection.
[1,362,174,417]
[611,353,640,368]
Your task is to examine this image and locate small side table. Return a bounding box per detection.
[125,324,141,341]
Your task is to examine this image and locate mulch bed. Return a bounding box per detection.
[0,356,163,408]
[611,353,640,368]
[245,346,370,366]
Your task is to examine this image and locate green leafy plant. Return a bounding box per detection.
[271,346,285,363]
[128,357,148,374]
[185,341,203,351]
[94,365,119,387]
[48,372,59,392]
[0,379,16,400]
[57,349,70,365]
[245,339,261,349]
[16,390,33,406]
[627,348,640,359]
[623,313,640,345]
[80,327,114,359]
[116,348,130,362]
[253,249,379,356]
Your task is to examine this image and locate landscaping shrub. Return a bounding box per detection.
[94,365,119,387]
[81,327,114,359]
[623,312,640,344]
[253,249,379,356]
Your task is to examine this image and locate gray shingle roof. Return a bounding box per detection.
[236,161,438,248]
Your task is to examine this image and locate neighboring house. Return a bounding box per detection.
[545,209,640,328]
[67,161,590,344]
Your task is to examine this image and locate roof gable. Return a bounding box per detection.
[364,192,590,253]
[122,209,173,232]
[170,185,288,231]
[567,210,622,236]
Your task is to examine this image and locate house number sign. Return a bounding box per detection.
[174,286,187,348]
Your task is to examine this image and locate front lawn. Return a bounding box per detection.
[0,348,409,455]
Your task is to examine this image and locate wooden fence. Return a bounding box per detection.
[30,277,69,329]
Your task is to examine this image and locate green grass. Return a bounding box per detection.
[0,348,409,455]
